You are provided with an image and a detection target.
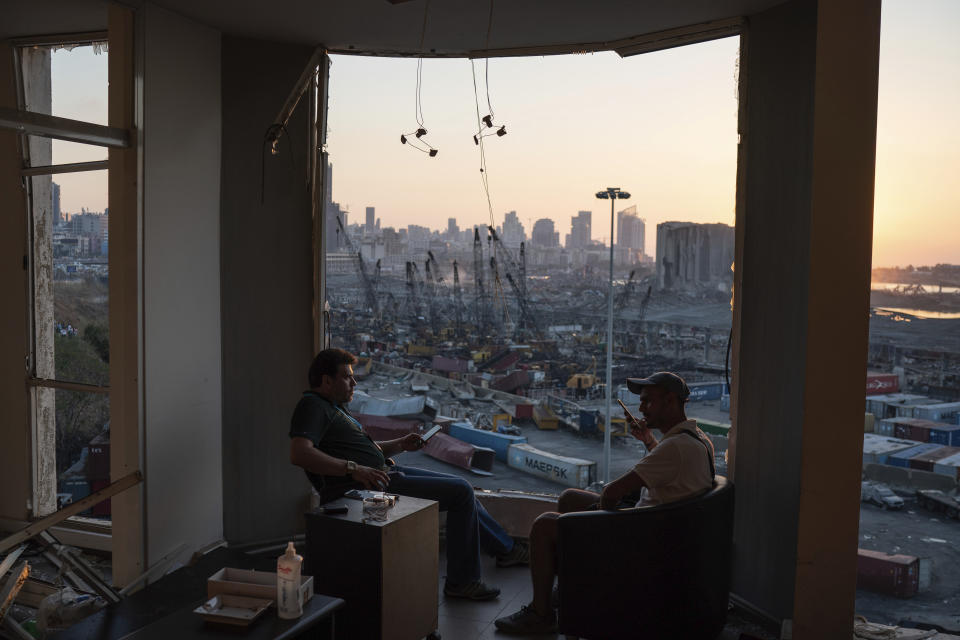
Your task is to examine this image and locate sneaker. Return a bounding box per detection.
[496,539,530,567]
[443,579,500,601]
[494,605,557,634]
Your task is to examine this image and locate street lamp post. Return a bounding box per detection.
[595,186,630,484]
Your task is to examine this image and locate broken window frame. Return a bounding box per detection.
[10,32,115,523]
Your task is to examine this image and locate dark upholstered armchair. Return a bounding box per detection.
[556,476,734,640]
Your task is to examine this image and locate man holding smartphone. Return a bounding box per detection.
[289,348,529,602]
[495,371,715,635]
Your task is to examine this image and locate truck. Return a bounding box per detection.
[915,489,960,519]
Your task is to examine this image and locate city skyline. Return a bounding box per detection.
[48,0,960,268]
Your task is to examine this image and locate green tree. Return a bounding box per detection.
[54,335,109,475]
[83,323,109,363]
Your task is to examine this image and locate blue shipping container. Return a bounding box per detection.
[448,422,527,462]
[928,425,960,447]
[886,443,943,468]
[686,382,729,402]
[579,409,598,435]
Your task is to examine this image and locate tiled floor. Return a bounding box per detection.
[437,551,558,640]
[434,547,779,640]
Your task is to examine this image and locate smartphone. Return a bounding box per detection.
[420,424,443,442]
[616,398,641,426]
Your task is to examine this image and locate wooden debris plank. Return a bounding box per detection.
[0,470,142,555]
[0,546,25,579]
[14,578,59,609]
[0,561,29,622]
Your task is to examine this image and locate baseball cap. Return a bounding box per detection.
[626,372,690,401]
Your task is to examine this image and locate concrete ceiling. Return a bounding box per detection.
[147,0,785,55]
[2,0,787,56]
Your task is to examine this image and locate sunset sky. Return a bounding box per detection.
[50,1,960,268]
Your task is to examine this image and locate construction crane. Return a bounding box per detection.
[452,261,464,337]
[411,261,438,334]
[487,226,525,300]
[505,271,538,339]
[336,216,378,315]
[489,256,510,327]
[404,261,422,320]
[473,228,491,333]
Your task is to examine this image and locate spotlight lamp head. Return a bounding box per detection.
[415,127,427,138]
[496,125,506,137]
[429,149,438,157]
[482,114,494,128]
[400,134,407,144]
[618,191,631,199]
[596,191,610,199]
[473,134,480,145]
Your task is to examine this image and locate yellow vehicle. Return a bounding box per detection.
[566,357,598,391]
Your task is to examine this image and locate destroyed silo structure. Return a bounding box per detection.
[655,222,734,292]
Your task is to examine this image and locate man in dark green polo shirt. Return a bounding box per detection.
[290,348,528,601]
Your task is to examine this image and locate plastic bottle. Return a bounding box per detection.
[277,541,303,619]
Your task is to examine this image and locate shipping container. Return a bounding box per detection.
[912,402,960,424]
[866,394,935,419]
[422,432,495,474]
[928,424,960,447]
[448,421,527,462]
[866,373,899,395]
[507,443,596,489]
[491,370,531,393]
[579,409,599,435]
[353,414,420,441]
[879,417,950,443]
[933,452,960,481]
[864,413,876,433]
[894,423,931,443]
[861,434,919,466]
[857,549,921,598]
[348,395,438,421]
[886,443,943,468]
[533,405,560,430]
[686,382,729,402]
[431,355,470,373]
[909,445,960,472]
[515,404,534,419]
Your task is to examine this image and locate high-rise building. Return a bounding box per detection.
[531,218,559,248]
[501,210,525,247]
[52,182,61,224]
[617,205,645,255]
[566,210,591,249]
[365,206,375,236]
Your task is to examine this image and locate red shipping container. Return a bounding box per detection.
[352,413,420,441]
[866,373,899,395]
[515,404,534,419]
[857,549,919,597]
[909,445,960,472]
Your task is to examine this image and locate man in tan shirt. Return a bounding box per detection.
[495,371,715,635]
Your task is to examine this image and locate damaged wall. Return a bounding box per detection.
[655,222,734,291]
[220,36,316,544]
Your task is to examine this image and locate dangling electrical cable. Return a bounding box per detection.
[401,0,438,156]
[472,0,507,147]
[471,59,509,322]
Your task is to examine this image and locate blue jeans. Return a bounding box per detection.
[388,465,513,584]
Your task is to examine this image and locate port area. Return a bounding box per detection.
[857,496,960,632]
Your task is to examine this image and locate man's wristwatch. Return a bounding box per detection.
[345,460,357,475]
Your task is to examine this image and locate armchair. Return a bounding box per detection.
[556,476,734,640]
